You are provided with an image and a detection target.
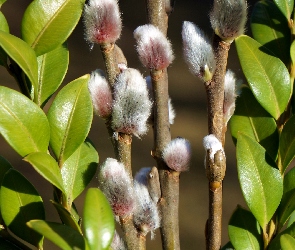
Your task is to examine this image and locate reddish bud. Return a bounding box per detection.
[98,158,135,217]
[134,24,174,70]
[83,0,122,44]
[162,138,191,172]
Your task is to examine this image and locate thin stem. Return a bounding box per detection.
[150,69,179,250]
[204,34,230,250]
[120,216,146,250]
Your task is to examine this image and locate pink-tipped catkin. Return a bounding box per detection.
[162,137,191,172]
[133,181,160,238]
[210,0,247,42]
[88,69,113,118]
[98,158,135,217]
[182,21,216,82]
[134,24,174,70]
[224,69,241,124]
[83,0,122,44]
[112,68,152,136]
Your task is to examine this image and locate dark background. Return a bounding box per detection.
[0,0,257,249]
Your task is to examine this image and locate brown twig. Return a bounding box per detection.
[204,34,230,250]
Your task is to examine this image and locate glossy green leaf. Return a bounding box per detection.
[1,169,45,248]
[279,115,295,172]
[291,41,295,66]
[62,139,98,204]
[270,222,295,249]
[229,206,263,249]
[0,31,38,95]
[274,0,294,19]
[221,241,234,250]
[22,0,85,56]
[83,188,114,250]
[288,211,295,227]
[27,220,87,250]
[237,133,283,229]
[24,152,65,193]
[281,234,295,250]
[37,43,69,107]
[0,156,12,220]
[0,87,50,157]
[51,200,82,234]
[0,0,6,7]
[230,87,279,160]
[0,12,9,67]
[278,168,295,228]
[48,75,93,165]
[236,35,291,120]
[251,0,291,65]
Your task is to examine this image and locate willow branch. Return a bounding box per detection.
[100,43,143,249]
[204,34,230,250]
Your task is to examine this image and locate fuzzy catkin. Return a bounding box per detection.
[98,158,135,217]
[182,21,216,82]
[210,0,247,42]
[112,68,152,136]
[83,0,122,44]
[134,24,174,70]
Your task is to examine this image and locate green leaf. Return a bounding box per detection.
[27,220,87,250]
[291,41,295,66]
[62,139,98,204]
[228,206,263,249]
[51,200,82,234]
[47,75,93,165]
[230,87,279,160]
[278,168,295,228]
[83,188,114,250]
[279,115,295,172]
[0,87,50,157]
[1,169,45,248]
[251,0,291,65]
[269,222,295,249]
[237,133,283,229]
[0,12,9,67]
[24,152,65,193]
[288,211,295,227]
[0,156,12,220]
[0,31,38,96]
[37,43,69,107]
[221,241,235,250]
[281,234,295,249]
[235,35,291,120]
[274,0,294,19]
[22,0,86,56]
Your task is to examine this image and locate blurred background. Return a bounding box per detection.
[0,0,258,249]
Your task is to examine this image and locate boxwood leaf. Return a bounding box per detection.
[281,234,295,249]
[274,0,294,19]
[0,86,50,157]
[251,0,291,65]
[22,0,85,56]
[237,133,283,229]
[51,200,82,234]
[230,87,279,160]
[235,35,291,120]
[27,220,87,250]
[24,152,65,193]
[83,188,114,250]
[37,43,69,107]
[61,139,98,204]
[0,11,9,67]
[278,168,295,228]
[47,75,93,165]
[1,169,45,248]
[229,206,263,249]
[269,222,295,249]
[279,115,295,172]
[0,31,38,95]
